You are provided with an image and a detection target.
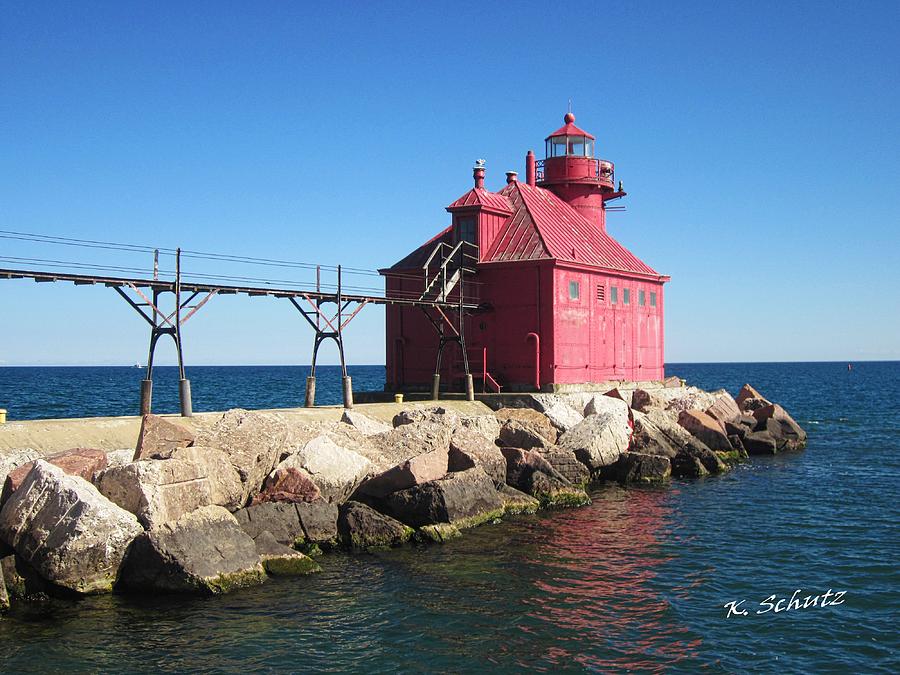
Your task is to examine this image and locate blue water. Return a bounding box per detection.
[0,362,898,673]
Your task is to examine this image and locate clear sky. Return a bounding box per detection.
[1,1,898,366]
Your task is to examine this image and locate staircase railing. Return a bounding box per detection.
[420,240,478,303]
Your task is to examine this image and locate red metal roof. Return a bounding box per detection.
[545,113,595,141]
[483,182,661,277]
[446,188,514,214]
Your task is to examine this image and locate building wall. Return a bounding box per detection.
[550,264,665,382]
[385,261,665,390]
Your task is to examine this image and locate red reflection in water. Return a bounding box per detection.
[515,486,704,671]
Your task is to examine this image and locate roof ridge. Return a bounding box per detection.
[511,183,554,260]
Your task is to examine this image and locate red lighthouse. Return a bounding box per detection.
[381,113,670,392]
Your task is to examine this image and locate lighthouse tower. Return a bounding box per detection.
[530,112,625,232]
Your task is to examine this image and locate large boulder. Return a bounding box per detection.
[337,501,413,550]
[193,409,289,506]
[0,448,40,492]
[558,411,632,473]
[629,416,678,458]
[752,404,807,450]
[677,410,732,452]
[385,467,504,529]
[743,431,778,455]
[537,447,590,486]
[529,395,585,434]
[610,452,671,484]
[367,423,452,471]
[0,461,142,594]
[457,414,501,442]
[583,393,631,419]
[252,464,321,505]
[494,408,558,444]
[2,448,108,504]
[133,414,194,461]
[357,446,448,500]
[630,389,665,413]
[234,500,338,547]
[498,420,552,450]
[287,434,372,503]
[735,384,770,411]
[497,484,540,515]
[670,452,709,478]
[525,471,590,508]
[339,410,392,436]
[253,531,321,576]
[705,394,741,425]
[392,406,460,429]
[98,458,212,529]
[660,386,721,413]
[448,427,507,486]
[169,446,243,511]
[119,505,265,595]
[500,447,566,491]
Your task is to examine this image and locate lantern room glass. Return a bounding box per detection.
[546,136,593,158]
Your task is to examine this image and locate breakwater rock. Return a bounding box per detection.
[0,382,805,605]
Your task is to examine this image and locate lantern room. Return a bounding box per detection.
[537,113,623,231]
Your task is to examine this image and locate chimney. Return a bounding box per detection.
[473,159,485,189]
[506,171,518,184]
[525,150,536,186]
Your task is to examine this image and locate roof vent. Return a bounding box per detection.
[505,171,518,184]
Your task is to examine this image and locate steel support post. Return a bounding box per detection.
[431,373,441,401]
[140,379,153,416]
[305,376,316,408]
[465,374,474,401]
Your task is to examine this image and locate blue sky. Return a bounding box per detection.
[1,1,898,366]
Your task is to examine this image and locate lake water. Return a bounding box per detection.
[0,362,898,673]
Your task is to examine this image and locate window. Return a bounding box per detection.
[457,217,476,245]
[596,284,605,301]
[639,290,646,306]
[569,281,580,300]
[611,286,618,304]
[623,288,631,305]
[650,292,657,307]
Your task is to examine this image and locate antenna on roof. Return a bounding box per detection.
[567,99,572,114]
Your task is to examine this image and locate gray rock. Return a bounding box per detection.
[500,447,566,491]
[0,461,142,594]
[170,446,243,511]
[448,427,507,486]
[133,414,194,461]
[288,434,372,503]
[706,393,742,425]
[367,423,452,472]
[392,406,460,429]
[498,419,552,450]
[526,470,590,508]
[0,449,41,491]
[670,453,709,478]
[537,447,590,486]
[677,410,732,452]
[98,458,212,529]
[494,407,558,443]
[610,452,671,484]
[558,410,632,472]
[630,389,665,412]
[630,416,678,458]
[253,531,320,576]
[457,415,501,442]
[340,410,392,436]
[497,484,540,515]
[337,501,413,550]
[118,505,266,595]
[385,467,504,529]
[233,500,338,547]
[193,409,289,506]
[752,404,807,450]
[743,431,778,455]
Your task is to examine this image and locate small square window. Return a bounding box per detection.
[623,289,631,305]
[650,292,657,307]
[611,286,618,304]
[569,281,580,300]
[639,290,646,306]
